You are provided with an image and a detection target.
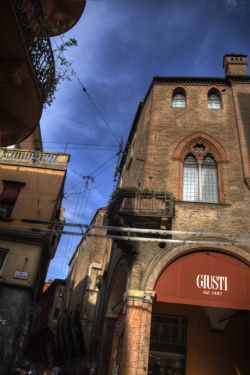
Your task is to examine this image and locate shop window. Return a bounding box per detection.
[172,88,186,108]
[0,180,25,219]
[0,248,8,271]
[149,315,186,375]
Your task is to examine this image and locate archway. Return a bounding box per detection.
[147,250,250,375]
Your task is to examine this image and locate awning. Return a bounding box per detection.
[155,252,250,310]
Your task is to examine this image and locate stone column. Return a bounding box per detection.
[119,289,154,375]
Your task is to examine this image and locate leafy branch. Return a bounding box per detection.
[45,38,77,106]
[37,19,78,106]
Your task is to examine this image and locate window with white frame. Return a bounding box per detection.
[183,148,218,203]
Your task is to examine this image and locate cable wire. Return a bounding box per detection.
[45,110,117,136]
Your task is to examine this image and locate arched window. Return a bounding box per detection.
[172,88,186,108]
[183,150,218,203]
[208,89,221,109]
[173,133,228,203]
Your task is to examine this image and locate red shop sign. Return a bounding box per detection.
[155,252,250,310]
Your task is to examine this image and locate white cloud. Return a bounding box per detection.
[225,0,237,8]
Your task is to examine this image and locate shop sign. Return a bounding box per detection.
[196,274,228,296]
[155,252,250,310]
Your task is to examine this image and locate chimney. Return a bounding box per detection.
[223,54,248,76]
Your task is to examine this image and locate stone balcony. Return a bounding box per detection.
[0,148,69,170]
[107,189,174,228]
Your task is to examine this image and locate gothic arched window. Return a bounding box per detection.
[173,133,228,203]
[183,155,218,203]
[183,146,218,203]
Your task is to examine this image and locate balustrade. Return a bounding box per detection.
[0,148,68,169]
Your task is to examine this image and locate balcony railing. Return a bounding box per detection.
[108,190,174,226]
[13,0,55,102]
[0,148,69,170]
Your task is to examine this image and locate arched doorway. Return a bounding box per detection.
[148,251,250,375]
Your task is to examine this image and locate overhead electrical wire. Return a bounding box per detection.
[45,110,116,136]
[72,70,121,145]
[63,153,117,197]
[43,141,118,148]
[60,178,86,276]
[60,177,94,276]
[55,35,121,146]
[64,174,114,199]
[43,146,118,152]
[19,220,250,239]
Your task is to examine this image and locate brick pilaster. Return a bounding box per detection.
[119,290,154,375]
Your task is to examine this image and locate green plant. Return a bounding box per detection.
[38,19,78,106]
[46,37,77,106]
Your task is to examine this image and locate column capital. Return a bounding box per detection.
[126,289,155,304]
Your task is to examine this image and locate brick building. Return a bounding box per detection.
[57,208,112,374]
[88,54,250,375]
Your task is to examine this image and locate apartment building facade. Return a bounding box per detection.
[57,208,112,374]
[0,1,86,372]
[0,147,69,373]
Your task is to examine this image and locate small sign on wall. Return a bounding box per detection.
[14,271,29,280]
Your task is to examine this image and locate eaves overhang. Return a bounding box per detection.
[153,75,250,84]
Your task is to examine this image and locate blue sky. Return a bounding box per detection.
[42,0,250,279]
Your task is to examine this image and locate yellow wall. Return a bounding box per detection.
[0,164,65,229]
[0,238,42,288]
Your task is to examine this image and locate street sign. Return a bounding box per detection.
[14,271,28,280]
[114,317,124,337]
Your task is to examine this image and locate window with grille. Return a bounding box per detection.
[183,154,218,203]
[148,315,186,375]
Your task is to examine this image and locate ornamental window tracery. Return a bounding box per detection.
[183,142,218,203]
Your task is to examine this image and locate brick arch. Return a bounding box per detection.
[208,87,222,98]
[172,86,186,96]
[173,132,229,162]
[141,243,250,292]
